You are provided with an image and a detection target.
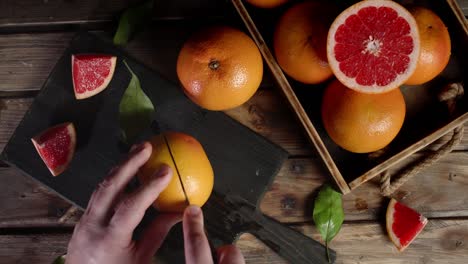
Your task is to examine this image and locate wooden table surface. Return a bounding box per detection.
[0,1,467,263]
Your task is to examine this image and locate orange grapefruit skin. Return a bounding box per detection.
[322,80,406,153]
[138,132,214,213]
[273,1,335,84]
[176,26,263,111]
[405,7,451,85]
[245,0,289,8]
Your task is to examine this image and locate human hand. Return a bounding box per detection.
[183,205,245,264]
[66,141,245,264]
[66,142,181,264]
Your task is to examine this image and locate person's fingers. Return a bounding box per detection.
[136,213,182,260]
[84,142,152,223]
[183,205,213,264]
[217,245,245,264]
[108,165,173,240]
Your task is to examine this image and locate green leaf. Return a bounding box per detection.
[113,0,154,45]
[119,60,155,143]
[52,254,66,264]
[313,184,344,263]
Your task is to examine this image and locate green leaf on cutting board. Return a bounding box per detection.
[113,0,154,45]
[119,60,155,143]
[313,184,344,263]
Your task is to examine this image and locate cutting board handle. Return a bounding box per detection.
[249,213,336,264]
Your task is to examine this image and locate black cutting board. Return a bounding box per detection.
[1,32,335,264]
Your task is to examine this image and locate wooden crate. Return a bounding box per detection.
[232,0,468,194]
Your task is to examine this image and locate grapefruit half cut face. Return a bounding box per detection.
[72,54,117,99]
[327,0,420,93]
[386,198,428,251]
[31,122,77,176]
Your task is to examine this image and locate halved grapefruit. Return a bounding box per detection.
[72,54,116,99]
[386,198,428,251]
[327,0,420,93]
[31,122,76,176]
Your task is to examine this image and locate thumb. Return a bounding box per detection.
[136,213,182,261]
[183,205,214,264]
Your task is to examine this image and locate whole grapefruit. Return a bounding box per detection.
[405,7,451,85]
[138,132,214,213]
[274,1,336,84]
[177,26,263,111]
[322,80,406,153]
[245,0,289,9]
[327,0,420,93]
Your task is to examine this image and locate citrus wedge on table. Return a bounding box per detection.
[327,0,420,93]
[72,54,116,99]
[31,122,76,176]
[245,0,289,9]
[386,198,428,251]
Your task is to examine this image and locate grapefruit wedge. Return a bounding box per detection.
[386,198,428,251]
[31,122,76,176]
[327,0,420,93]
[72,54,116,99]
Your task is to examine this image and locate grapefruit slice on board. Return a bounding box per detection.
[386,198,428,251]
[72,54,117,99]
[31,122,77,176]
[327,0,420,93]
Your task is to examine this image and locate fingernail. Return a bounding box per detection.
[130,142,146,153]
[186,205,201,216]
[154,164,171,178]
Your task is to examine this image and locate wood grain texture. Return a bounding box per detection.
[238,219,468,264]
[259,152,468,222]
[0,219,467,264]
[0,0,227,28]
[1,95,467,158]
[0,167,79,228]
[0,30,275,93]
[0,92,313,156]
[0,151,466,227]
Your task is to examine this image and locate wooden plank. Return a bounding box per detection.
[260,152,468,222]
[0,30,275,93]
[0,92,313,156]
[238,219,468,264]
[1,94,467,158]
[0,0,226,28]
[0,151,466,227]
[0,219,467,264]
[0,167,78,228]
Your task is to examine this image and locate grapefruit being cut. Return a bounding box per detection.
[72,54,117,99]
[176,26,263,111]
[405,7,451,85]
[321,80,406,153]
[138,132,214,213]
[327,0,420,93]
[31,122,76,176]
[386,198,428,251]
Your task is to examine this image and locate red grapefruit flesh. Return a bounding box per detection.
[31,122,77,176]
[327,0,420,93]
[72,54,116,99]
[386,198,428,251]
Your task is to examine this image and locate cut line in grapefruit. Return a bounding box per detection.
[327,0,420,93]
[386,198,428,251]
[31,122,76,176]
[72,54,116,99]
